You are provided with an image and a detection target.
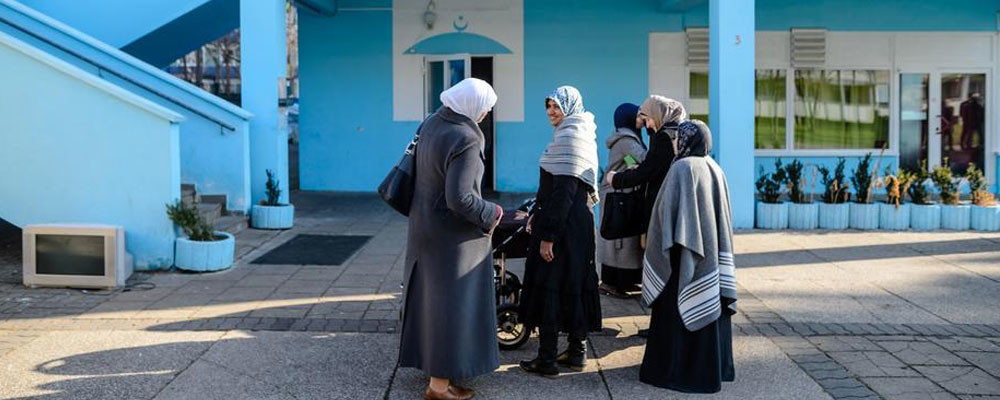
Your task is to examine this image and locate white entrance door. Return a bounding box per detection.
[424,54,472,117]
[898,71,988,176]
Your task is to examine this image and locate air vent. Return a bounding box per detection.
[686,27,709,67]
[791,29,826,68]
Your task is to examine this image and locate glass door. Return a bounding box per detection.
[939,73,986,175]
[424,54,472,117]
[899,72,987,175]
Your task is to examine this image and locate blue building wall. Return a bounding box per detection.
[298,0,999,200]
[1,0,253,212]
[298,9,419,192]
[0,31,183,269]
[17,0,213,47]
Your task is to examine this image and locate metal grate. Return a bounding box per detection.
[686,27,709,67]
[791,29,826,68]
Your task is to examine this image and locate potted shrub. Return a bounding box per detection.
[848,153,880,229]
[908,162,940,230]
[817,158,851,229]
[166,200,235,272]
[755,159,788,229]
[931,160,969,230]
[877,167,914,230]
[967,163,999,231]
[785,159,818,229]
[251,169,295,229]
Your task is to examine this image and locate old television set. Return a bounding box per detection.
[23,224,132,289]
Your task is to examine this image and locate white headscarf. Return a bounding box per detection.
[440,78,498,122]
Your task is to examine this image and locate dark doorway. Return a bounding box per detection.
[471,56,495,194]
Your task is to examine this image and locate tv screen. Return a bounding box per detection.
[35,234,104,276]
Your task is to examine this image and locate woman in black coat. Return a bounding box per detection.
[605,96,688,222]
[519,86,603,378]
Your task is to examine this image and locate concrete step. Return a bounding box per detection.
[214,215,247,236]
[197,203,222,225]
[181,183,198,205]
[199,194,227,213]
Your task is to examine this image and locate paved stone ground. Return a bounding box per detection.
[0,192,998,399]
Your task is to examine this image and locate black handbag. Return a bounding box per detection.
[378,125,423,216]
[600,188,646,240]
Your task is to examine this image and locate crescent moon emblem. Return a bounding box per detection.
[453,17,469,32]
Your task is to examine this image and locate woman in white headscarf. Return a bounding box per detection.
[519,86,603,378]
[400,78,503,400]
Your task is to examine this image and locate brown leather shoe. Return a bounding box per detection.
[424,384,475,400]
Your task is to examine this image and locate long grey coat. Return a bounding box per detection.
[597,127,648,269]
[399,107,500,380]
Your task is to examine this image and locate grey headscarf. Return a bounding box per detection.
[539,86,600,201]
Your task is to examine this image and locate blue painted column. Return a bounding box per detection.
[710,0,755,228]
[241,0,289,204]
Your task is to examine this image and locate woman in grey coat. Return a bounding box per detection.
[597,103,648,298]
[399,78,504,400]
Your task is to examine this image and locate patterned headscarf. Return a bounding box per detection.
[546,86,585,117]
[675,119,713,159]
[440,78,498,122]
[639,95,687,138]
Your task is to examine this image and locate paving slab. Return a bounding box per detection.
[589,334,831,399]
[389,338,609,400]
[0,330,222,399]
[155,331,397,400]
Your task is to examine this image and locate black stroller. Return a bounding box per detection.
[492,198,535,350]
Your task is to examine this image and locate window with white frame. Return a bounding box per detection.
[694,69,891,151]
[756,69,787,149]
[793,69,890,150]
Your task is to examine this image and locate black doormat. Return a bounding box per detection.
[251,234,372,266]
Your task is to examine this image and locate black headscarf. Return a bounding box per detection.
[675,119,712,159]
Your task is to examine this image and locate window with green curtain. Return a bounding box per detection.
[793,70,890,150]
[688,70,709,126]
[755,69,787,149]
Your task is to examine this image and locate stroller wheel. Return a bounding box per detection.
[497,304,531,350]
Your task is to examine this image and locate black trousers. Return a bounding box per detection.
[538,324,587,362]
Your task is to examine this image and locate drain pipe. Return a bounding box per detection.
[295,0,337,17]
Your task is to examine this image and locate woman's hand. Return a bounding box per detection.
[604,170,616,186]
[540,240,554,262]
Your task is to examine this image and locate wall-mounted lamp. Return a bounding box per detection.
[423,0,437,30]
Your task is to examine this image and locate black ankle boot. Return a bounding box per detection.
[519,358,559,378]
[556,339,587,371]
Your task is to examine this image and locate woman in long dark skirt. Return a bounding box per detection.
[399,78,504,400]
[519,86,603,377]
[639,120,737,393]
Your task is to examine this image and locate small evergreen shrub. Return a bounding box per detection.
[907,162,933,205]
[930,160,960,205]
[756,159,787,204]
[966,163,996,207]
[166,200,216,241]
[785,159,810,204]
[262,169,283,206]
[818,158,850,204]
[850,153,876,204]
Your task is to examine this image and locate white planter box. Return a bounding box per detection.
[910,204,941,231]
[756,202,788,230]
[174,232,235,272]
[818,203,849,230]
[251,204,295,229]
[940,204,971,230]
[971,206,1000,231]
[878,203,910,231]
[849,203,879,230]
[788,203,818,230]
